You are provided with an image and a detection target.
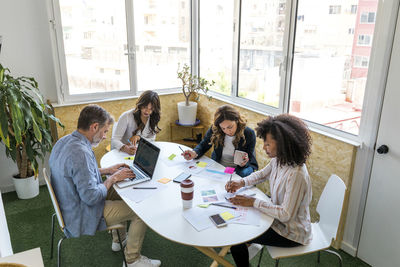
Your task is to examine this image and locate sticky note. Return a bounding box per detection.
[224,167,235,174]
[157,178,171,184]
[168,154,176,160]
[197,204,209,208]
[196,161,207,168]
[220,211,235,221]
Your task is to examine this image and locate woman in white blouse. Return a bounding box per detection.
[226,114,313,267]
[111,90,161,155]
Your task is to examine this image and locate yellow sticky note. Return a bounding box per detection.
[158,178,171,184]
[168,154,176,160]
[220,211,235,221]
[196,161,207,168]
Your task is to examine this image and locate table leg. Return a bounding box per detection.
[210,246,231,267]
[194,246,234,267]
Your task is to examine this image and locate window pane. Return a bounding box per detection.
[238,0,286,107]
[59,0,130,95]
[289,0,378,135]
[200,0,234,95]
[132,0,191,91]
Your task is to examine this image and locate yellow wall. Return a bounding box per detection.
[54,93,356,247]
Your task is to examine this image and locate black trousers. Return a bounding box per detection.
[230,228,301,267]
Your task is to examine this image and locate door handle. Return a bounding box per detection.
[377,145,389,154]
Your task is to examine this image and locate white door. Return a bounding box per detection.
[357,10,400,267]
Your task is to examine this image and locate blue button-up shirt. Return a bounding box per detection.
[49,130,108,238]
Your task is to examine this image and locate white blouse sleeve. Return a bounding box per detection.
[243,161,273,186]
[253,170,308,223]
[111,112,135,151]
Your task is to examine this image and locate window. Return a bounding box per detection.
[351,5,357,14]
[237,0,286,107]
[357,35,372,46]
[353,56,369,68]
[329,5,341,14]
[199,0,235,96]
[52,0,190,101]
[360,12,376,23]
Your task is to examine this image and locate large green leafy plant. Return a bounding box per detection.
[0,64,63,178]
[177,64,215,106]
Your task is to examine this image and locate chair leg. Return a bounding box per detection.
[50,213,56,259]
[317,250,321,263]
[275,258,280,267]
[325,249,343,267]
[57,236,66,267]
[116,229,127,266]
[257,246,264,267]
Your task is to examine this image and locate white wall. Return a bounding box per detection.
[0,0,56,191]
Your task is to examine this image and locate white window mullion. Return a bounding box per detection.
[126,0,138,95]
[231,0,241,98]
[191,0,199,77]
[49,0,70,104]
[282,0,298,114]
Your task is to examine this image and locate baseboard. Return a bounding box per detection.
[341,240,357,256]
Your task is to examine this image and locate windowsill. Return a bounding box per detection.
[51,88,181,107]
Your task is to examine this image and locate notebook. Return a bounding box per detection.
[116,138,160,188]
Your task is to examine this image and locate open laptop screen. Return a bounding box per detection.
[133,139,160,177]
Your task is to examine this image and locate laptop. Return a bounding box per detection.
[116,138,160,188]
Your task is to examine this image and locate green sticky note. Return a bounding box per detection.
[197,204,209,208]
[220,211,234,221]
[196,161,207,168]
[168,154,176,160]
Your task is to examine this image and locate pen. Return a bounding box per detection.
[211,203,237,210]
[179,146,190,157]
[132,187,157,189]
[229,174,232,182]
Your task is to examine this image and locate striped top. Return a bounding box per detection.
[244,158,313,245]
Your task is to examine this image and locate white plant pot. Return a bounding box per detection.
[177,101,198,125]
[12,175,39,199]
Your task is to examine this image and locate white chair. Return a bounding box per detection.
[43,168,126,267]
[257,174,347,267]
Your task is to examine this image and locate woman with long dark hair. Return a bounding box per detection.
[111,90,161,155]
[226,114,313,267]
[182,105,258,177]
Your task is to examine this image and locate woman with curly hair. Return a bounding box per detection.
[226,114,313,267]
[182,105,258,177]
[111,90,161,155]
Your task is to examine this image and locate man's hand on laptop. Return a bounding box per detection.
[101,163,130,175]
[104,167,135,190]
[121,144,137,155]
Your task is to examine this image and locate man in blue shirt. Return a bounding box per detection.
[49,105,160,267]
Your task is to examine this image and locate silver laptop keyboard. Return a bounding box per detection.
[130,166,147,181]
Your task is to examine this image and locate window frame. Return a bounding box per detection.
[49,0,397,145]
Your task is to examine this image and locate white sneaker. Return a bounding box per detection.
[123,255,161,267]
[248,243,263,260]
[111,237,127,252]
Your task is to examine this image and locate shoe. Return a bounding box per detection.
[123,255,161,267]
[248,243,263,260]
[112,237,127,252]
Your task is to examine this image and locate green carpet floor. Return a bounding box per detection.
[2,186,370,267]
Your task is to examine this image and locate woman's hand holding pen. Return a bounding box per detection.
[181,150,197,160]
[225,179,245,193]
[129,135,141,146]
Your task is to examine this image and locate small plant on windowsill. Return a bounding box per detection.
[0,63,63,199]
[177,64,215,125]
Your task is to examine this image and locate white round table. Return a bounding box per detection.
[101,141,273,266]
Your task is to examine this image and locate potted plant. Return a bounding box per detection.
[0,64,63,199]
[177,64,215,125]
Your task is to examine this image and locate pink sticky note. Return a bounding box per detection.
[224,167,235,174]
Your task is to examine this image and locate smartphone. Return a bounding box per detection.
[209,214,227,227]
[173,172,191,183]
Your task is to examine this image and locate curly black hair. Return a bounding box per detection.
[255,114,311,167]
[132,90,161,136]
